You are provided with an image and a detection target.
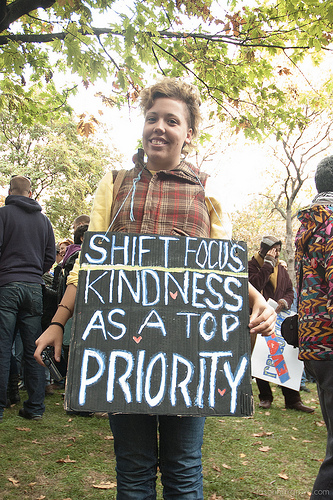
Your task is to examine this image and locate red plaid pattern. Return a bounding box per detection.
[111,162,210,238]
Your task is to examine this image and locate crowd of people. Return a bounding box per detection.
[0,77,332,499]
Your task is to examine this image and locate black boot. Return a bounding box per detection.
[6,374,21,407]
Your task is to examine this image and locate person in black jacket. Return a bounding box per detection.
[0,175,55,422]
[249,235,314,413]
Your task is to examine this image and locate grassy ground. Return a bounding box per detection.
[0,381,325,500]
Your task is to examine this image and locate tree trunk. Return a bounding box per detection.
[285,205,295,284]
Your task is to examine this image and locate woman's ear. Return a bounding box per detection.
[184,129,193,144]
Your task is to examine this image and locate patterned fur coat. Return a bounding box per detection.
[295,203,333,360]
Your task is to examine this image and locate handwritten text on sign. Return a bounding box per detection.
[65,232,252,416]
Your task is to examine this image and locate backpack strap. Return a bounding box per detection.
[110,169,127,225]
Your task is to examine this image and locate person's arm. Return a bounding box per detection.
[34,284,77,364]
[88,171,114,232]
[248,248,275,291]
[43,222,56,273]
[275,270,294,314]
[204,177,232,240]
[248,283,276,336]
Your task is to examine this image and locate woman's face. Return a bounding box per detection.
[142,97,192,171]
[59,243,67,258]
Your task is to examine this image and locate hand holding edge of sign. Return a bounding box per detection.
[248,283,277,336]
[34,284,77,365]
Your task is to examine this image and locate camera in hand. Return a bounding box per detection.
[41,346,67,382]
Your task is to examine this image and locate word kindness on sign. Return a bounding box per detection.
[65,232,252,416]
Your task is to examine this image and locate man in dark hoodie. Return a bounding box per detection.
[0,175,55,422]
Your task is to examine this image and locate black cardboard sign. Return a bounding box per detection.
[65,232,252,416]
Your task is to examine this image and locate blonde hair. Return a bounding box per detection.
[140,78,201,152]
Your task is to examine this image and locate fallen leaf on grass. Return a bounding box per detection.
[104,435,114,440]
[239,453,246,458]
[252,432,273,437]
[209,494,223,500]
[258,446,271,452]
[8,477,19,486]
[36,496,46,500]
[242,461,248,465]
[316,421,325,427]
[278,473,289,480]
[303,440,312,443]
[93,481,117,489]
[222,463,232,469]
[15,427,31,432]
[56,455,76,463]
[212,465,221,472]
[291,436,297,440]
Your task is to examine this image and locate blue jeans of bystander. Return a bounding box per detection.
[0,282,45,418]
[109,413,205,499]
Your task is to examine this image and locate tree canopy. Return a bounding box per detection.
[0,111,122,238]
[1,0,333,137]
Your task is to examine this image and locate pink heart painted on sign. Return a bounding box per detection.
[170,291,178,300]
[218,389,226,397]
[133,336,142,344]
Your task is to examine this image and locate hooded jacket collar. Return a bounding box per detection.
[5,195,42,213]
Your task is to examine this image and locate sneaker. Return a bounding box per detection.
[18,408,43,421]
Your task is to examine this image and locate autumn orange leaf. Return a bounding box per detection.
[258,446,271,452]
[8,477,19,486]
[93,482,117,489]
[56,455,76,463]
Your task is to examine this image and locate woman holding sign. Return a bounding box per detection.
[35,78,276,499]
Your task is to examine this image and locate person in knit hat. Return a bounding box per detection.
[248,235,314,413]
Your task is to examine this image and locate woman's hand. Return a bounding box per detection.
[34,324,64,365]
[34,284,77,365]
[248,283,276,336]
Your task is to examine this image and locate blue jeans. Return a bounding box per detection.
[305,360,333,499]
[0,282,45,416]
[109,414,205,499]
